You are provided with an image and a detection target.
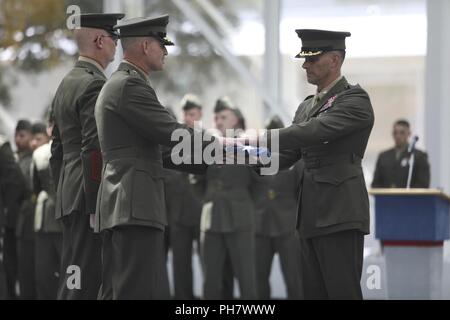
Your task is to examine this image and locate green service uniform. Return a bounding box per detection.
[252,161,303,300]
[372,147,430,188]
[31,142,63,299]
[95,61,212,299]
[199,164,258,300]
[268,76,374,299]
[16,149,37,299]
[50,59,104,300]
[164,171,202,299]
[0,136,27,299]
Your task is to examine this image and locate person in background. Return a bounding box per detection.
[14,119,37,299]
[372,119,430,188]
[200,101,258,300]
[0,134,27,299]
[163,95,204,299]
[252,116,303,300]
[162,106,177,259]
[30,120,62,300]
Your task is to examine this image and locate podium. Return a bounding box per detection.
[370,188,450,299]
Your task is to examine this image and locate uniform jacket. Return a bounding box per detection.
[16,150,34,238]
[252,161,302,237]
[50,60,104,219]
[163,170,202,228]
[270,77,375,238]
[94,62,213,232]
[198,164,258,233]
[0,136,26,228]
[372,148,430,188]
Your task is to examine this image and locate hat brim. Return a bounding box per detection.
[295,50,323,59]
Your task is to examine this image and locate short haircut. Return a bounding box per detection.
[394,119,410,129]
[330,50,346,63]
[120,36,142,51]
[31,122,47,135]
[15,119,32,132]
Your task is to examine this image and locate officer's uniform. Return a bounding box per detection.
[0,136,27,299]
[266,30,375,299]
[31,142,63,299]
[50,13,124,300]
[16,148,37,299]
[199,164,258,300]
[372,147,430,188]
[253,159,303,300]
[95,15,214,299]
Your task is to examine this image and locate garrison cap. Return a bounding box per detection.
[76,13,125,35]
[214,96,234,113]
[180,94,203,111]
[114,15,174,46]
[295,29,351,58]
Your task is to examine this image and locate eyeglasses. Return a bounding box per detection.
[95,33,119,43]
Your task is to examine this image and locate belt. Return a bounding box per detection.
[303,153,361,169]
[102,146,161,163]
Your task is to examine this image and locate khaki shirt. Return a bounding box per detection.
[78,56,106,76]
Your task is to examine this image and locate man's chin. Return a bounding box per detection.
[306,77,317,86]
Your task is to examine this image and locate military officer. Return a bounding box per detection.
[15,120,37,299]
[95,15,216,299]
[372,119,430,188]
[0,135,27,299]
[200,104,258,300]
[226,29,374,299]
[30,121,63,299]
[252,116,302,300]
[165,94,204,300]
[50,13,124,300]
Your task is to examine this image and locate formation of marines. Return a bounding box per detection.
[0,11,426,300]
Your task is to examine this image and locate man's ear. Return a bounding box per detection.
[331,53,341,68]
[95,35,104,49]
[142,39,149,55]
